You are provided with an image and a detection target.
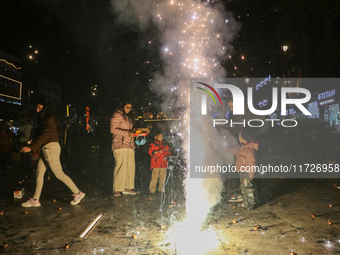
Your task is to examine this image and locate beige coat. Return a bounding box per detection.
[110,110,135,151]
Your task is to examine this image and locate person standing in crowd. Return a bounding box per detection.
[63,116,76,166]
[148,131,171,193]
[97,113,112,173]
[110,101,138,197]
[20,98,85,207]
[228,129,259,210]
[18,115,33,170]
[0,122,13,168]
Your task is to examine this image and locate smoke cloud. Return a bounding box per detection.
[111,0,241,241]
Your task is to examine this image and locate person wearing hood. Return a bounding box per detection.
[110,101,138,197]
[228,129,259,210]
[20,98,85,207]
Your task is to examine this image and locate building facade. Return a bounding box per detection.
[38,78,61,109]
[0,50,23,119]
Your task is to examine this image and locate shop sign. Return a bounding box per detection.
[257,98,268,108]
[318,89,336,107]
[319,98,335,106]
[86,106,90,131]
[255,75,271,91]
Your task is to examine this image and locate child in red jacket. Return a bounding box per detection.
[148,131,171,193]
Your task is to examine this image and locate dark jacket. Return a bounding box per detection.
[30,116,59,152]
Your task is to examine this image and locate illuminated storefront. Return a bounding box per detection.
[318,89,340,133]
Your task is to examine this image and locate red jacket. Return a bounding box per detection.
[148,140,171,169]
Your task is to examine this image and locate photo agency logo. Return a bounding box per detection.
[195,79,312,128]
[196,82,223,109]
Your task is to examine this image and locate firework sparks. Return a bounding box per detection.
[113,0,240,253]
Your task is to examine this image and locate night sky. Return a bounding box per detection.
[1,0,277,114]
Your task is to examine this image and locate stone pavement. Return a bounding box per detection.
[2,166,340,254]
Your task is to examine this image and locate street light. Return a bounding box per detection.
[282,45,288,52]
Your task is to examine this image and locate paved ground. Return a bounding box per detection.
[2,157,340,254]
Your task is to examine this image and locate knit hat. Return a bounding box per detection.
[240,129,255,142]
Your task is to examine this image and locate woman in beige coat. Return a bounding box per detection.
[110,101,138,197]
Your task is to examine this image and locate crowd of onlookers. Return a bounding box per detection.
[0,112,172,174]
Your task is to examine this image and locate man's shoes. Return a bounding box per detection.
[113,192,122,197]
[228,195,244,203]
[122,189,138,195]
[70,191,85,205]
[150,190,156,194]
[21,198,41,208]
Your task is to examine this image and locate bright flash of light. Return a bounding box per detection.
[112,0,239,253]
[165,221,220,255]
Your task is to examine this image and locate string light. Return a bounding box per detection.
[0,59,22,70]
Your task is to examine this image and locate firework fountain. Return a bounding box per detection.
[112,0,240,253]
